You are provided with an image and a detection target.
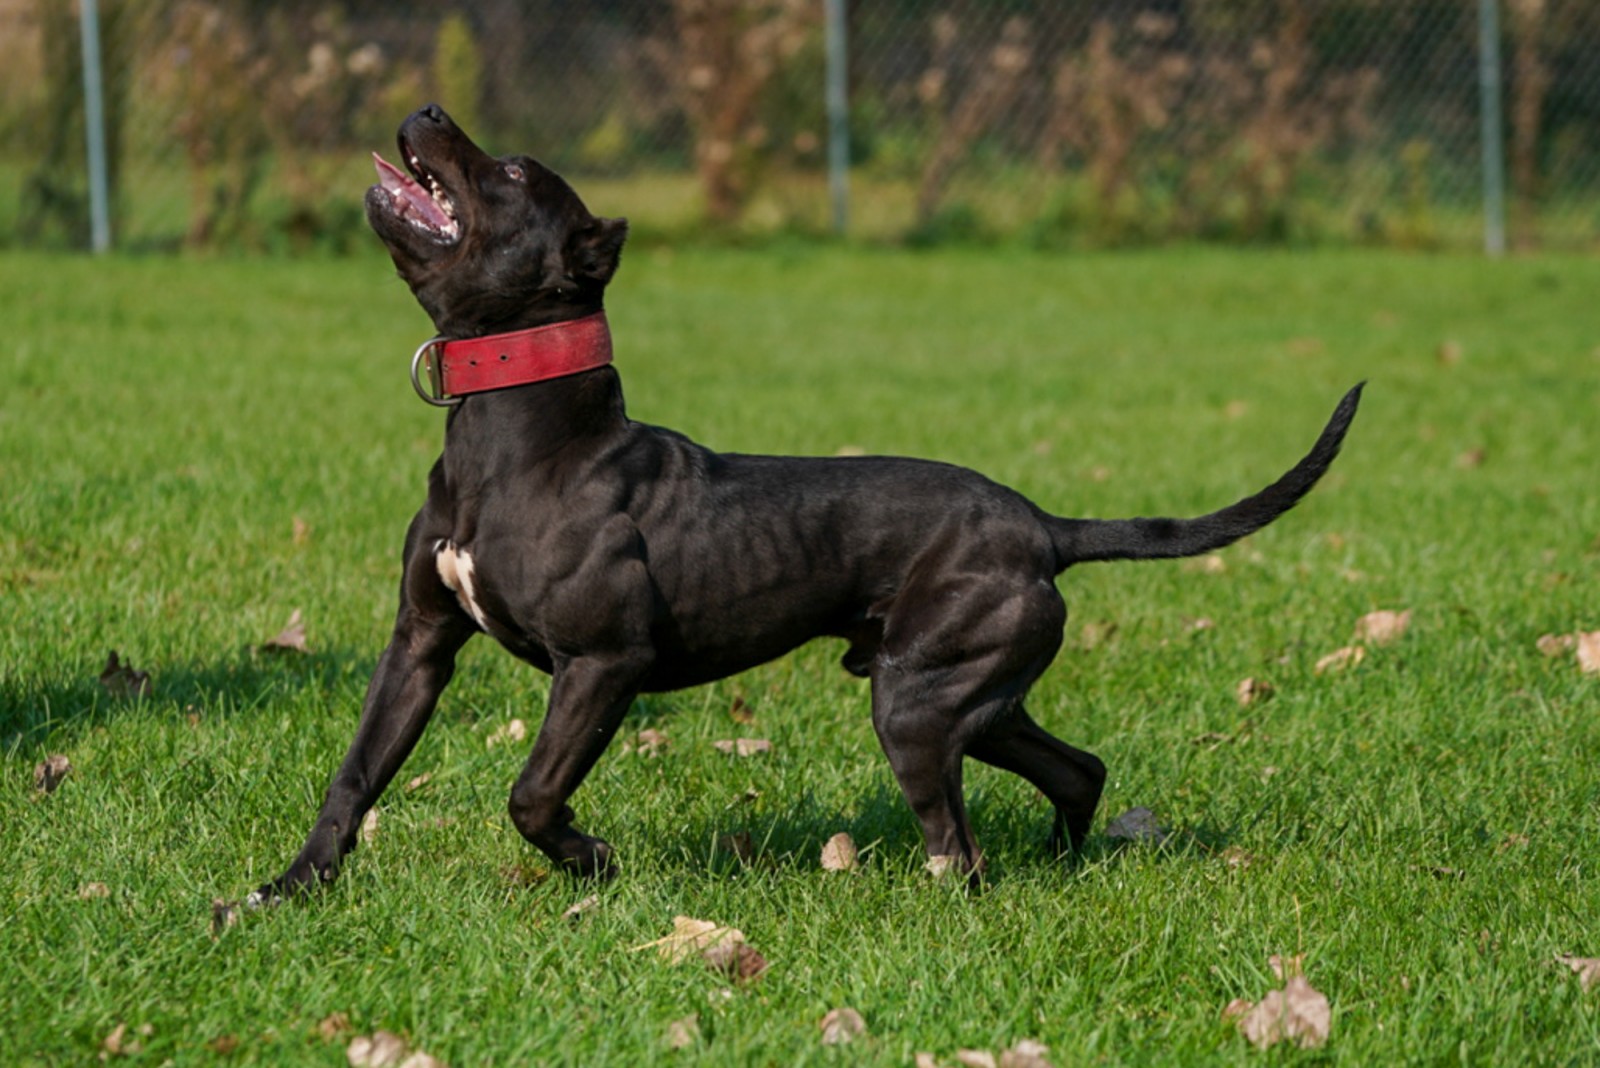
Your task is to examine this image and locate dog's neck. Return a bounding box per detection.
[434,313,613,399]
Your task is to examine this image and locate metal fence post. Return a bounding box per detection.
[824,0,850,236]
[79,0,112,253]
[1477,0,1506,257]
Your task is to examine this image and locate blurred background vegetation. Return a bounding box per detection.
[3,0,1599,253]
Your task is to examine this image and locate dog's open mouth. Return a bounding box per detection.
[372,141,460,244]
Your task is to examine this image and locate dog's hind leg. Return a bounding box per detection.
[506,652,650,879]
[966,707,1106,856]
[871,569,1067,883]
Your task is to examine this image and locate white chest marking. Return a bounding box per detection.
[435,540,490,629]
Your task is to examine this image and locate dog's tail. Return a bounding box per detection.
[1046,383,1363,570]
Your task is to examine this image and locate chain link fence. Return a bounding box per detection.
[3,0,1598,252]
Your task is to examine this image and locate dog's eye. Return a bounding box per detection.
[503,164,525,182]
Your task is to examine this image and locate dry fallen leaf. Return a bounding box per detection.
[361,809,380,846]
[318,1013,353,1041]
[717,831,756,862]
[955,1051,998,1068]
[1456,447,1487,470]
[1236,677,1274,707]
[1314,645,1365,675]
[1183,553,1227,575]
[702,940,769,983]
[663,1014,700,1050]
[1578,631,1600,675]
[820,832,859,872]
[637,916,746,964]
[486,719,528,748]
[924,854,961,879]
[405,772,432,792]
[292,515,312,545]
[914,1054,941,1068]
[210,898,239,936]
[78,881,110,900]
[1078,620,1118,650]
[1269,953,1305,981]
[33,754,71,795]
[1354,608,1411,646]
[1537,633,1576,658]
[261,609,311,654]
[563,894,600,924]
[207,1034,240,1055]
[1000,1039,1054,1068]
[712,738,772,757]
[729,696,755,724]
[1558,955,1600,991]
[1219,845,1257,870]
[1234,975,1331,1050]
[1104,806,1169,846]
[819,1007,866,1045]
[99,651,151,699]
[346,1031,409,1068]
[630,727,669,756]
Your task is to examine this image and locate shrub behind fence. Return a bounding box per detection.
[3,0,1598,252]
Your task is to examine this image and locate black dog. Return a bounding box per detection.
[252,105,1359,902]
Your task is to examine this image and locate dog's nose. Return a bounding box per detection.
[420,103,445,124]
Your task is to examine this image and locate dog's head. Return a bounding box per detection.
[367,104,628,338]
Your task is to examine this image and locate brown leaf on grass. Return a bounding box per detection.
[1456,447,1487,470]
[625,727,669,757]
[562,894,601,924]
[702,940,769,983]
[924,854,961,879]
[360,809,379,846]
[261,609,311,655]
[1314,645,1365,675]
[1077,620,1118,650]
[712,738,772,757]
[99,651,151,699]
[1104,806,1169,846]
[636,916,747,964]
[1437,339,1464,367]
[210,898,239,937]
[717,831,756,862]
[1537,633,1576,657]
[486,718,527,748]
[1000,1041,1054,1068]
[318,1013,353,1041]
[1233,975,1331,1050]
[207,1034,240,1055]
[346,1031,409,1067]
[1558,955,1600,991]
[729,696,755,724]
[914,1054,942,1068]
[820,832,859,871]
[1498,833,1530,852]
[33,754,71,795]
[1578,631,1600,675]
[819,1007,866,1045]
[955,1051,998,1068]
[1183,553,1227,575]
[1354,609,1412,646]
[1235,677,1274,707]
[78,881,110,900]
[292,515,312,546]
[663,1014,701,1050]
[1269,953,1305,981]
[1219,846,1257,870]
[405,772,432,792]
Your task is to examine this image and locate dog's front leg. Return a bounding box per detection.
[252,607,473,904]
[507,652,650,879]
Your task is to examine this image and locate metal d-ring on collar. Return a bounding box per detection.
[410,336,461,407]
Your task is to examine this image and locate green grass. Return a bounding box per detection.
[3,245,1599,1065]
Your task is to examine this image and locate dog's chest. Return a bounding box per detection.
[433,540,491,630]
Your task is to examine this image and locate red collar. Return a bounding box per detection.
[411,312,613,405]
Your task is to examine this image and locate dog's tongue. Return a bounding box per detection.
[372,151,453,233]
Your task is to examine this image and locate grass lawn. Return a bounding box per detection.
[2,243,1598,1065]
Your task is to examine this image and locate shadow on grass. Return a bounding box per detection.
[0,645,378,749]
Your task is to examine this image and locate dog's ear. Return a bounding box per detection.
[568,216,629,285]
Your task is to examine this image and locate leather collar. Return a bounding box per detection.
[412,312,612,405]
